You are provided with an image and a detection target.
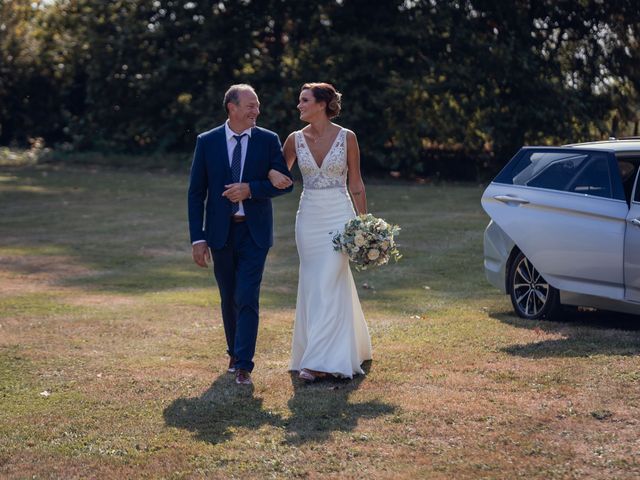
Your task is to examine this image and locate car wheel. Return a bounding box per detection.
[508,252,560,320]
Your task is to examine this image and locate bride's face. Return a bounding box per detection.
[297,89,326,122]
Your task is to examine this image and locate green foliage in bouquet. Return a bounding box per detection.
[332,214,402,271]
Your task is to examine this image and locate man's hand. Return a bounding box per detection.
[268,169,293,189]
[192,242,211,268]
[222,182,251,203]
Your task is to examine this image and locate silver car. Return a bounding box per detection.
[481,139,640,319]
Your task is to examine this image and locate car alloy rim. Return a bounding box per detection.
[513,256,550,316]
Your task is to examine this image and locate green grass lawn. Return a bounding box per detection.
[1,164,639,479]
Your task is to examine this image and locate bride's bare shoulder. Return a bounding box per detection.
[343,128,358,142]
[333,123,355,137]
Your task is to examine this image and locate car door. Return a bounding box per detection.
[625,169,640,302]
[482,147,629,300]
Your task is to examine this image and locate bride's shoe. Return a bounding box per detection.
[299,369,329,382]
[299,369,316,382]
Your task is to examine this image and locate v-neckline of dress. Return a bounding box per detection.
[301,128,343,170]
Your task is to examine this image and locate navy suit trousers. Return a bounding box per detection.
[212,222,268,372]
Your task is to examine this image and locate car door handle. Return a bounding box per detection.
[493,195,530,205]
[629,218,640,227]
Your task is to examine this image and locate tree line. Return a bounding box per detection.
[1,0,639,178]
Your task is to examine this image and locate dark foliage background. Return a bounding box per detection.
[2,0,639,178]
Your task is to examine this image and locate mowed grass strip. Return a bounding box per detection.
[1,165,639,479]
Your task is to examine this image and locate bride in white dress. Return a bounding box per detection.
[269,82,372,382]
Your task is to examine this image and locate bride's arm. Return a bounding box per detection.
[268,133,297,189]
[283,133,297,171]
[346,130,367,214]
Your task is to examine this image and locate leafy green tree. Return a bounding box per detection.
[1,0,639,179]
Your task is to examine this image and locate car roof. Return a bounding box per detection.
[562,138,640,152]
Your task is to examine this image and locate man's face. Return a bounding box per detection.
[228,90,260,131]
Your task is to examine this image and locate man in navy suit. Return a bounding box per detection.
[188,84,293,385]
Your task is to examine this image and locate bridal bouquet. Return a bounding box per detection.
[332,214,401,271]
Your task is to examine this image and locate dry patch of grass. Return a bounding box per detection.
[1,165,639,479]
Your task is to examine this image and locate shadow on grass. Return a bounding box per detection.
[284,361,396,445]
[163,362,396,445]
[163,373,282,444]
[492,309,640,358]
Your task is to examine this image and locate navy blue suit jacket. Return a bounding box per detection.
[187,124,293,250]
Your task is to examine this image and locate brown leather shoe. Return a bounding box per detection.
[235,369,252,385]
[227,356,237,374]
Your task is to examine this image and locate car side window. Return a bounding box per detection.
[503,150,618,199]
[494,148,626,201]
[567,156,611,198]
[524,154,588,190]
[618,160,637,204]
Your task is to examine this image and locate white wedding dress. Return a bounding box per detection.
[289,128,372,378]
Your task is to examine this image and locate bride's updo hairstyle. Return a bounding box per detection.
[302,82,342,119]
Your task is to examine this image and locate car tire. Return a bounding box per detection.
[508,251,561,320]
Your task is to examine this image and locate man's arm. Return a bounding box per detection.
[187,136,207,243]
[248,133,294,199]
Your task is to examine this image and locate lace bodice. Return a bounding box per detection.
[295,128,348,189]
